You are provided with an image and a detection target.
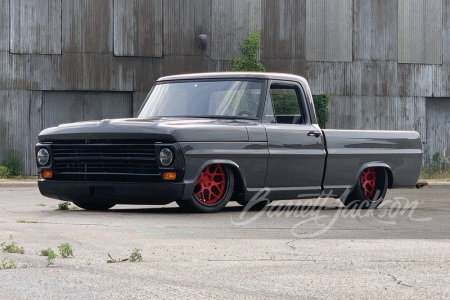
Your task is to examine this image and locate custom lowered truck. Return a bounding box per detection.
[36,72,422,212]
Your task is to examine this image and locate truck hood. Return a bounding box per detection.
[38,117,257,142]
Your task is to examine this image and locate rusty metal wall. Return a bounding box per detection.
[0,0,449,174]
[113,0,163,57]
[398,0,443,64]
[306,0,353,62]
[211,0,262,61]
[426,98,450,163]
[62,0,113,53]
[10,0,62,54]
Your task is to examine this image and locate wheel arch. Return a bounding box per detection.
[181,159,248,200]
[354,162,393,189]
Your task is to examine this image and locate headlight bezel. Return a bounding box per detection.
[159,148,174,166]
[36,148,51,167]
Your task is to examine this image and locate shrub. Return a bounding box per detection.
[1,150,23,176]
[129,248,143,262]
[312,94,330,128]
[40,248,57,266]
[0,166,12,179]
[230,30,265,72]
[58,243,73,258]
[1,235,24,254]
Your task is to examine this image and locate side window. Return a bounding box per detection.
[268,85,306,124]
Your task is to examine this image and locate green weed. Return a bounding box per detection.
[1,235,24,254]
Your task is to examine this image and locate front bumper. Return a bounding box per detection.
[38,180,185,205]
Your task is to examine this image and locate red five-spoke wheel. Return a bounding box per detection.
[193,164,227,205]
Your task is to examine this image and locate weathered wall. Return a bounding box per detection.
[0,0,449,174]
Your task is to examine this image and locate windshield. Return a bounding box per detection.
[138,80,263,119]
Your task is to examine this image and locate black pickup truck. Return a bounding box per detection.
[36,72,422,212]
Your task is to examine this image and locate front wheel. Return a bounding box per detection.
[177,164,234,213]
[341,168,388,209]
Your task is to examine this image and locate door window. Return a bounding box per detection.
[264,84,306,124]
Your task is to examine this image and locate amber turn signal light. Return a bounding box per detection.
[162,171,177,181]
[41,169,53,179]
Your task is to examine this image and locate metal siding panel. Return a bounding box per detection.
[164,0,211,56]
[0,90,33,174]
[444,0,450,62]
[113,0,163,57]
[42,91,133,129]
[62,0,113,53]
[371,0,398,61]
[31,53,135,91]
[10,0,62,54]
[424,0,442,64]
[426,98,450,163]
[260,58,307,75]
[0,51,30,90]
[353,0,371,60]
[133,91,149,117]
[306,0,352,62]
[261,0,306,59]
[398,0,442,64]
[211,0,262,61]
[0,0,9,51]
[306,0,325,61]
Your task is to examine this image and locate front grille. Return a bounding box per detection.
[50,140,160,182]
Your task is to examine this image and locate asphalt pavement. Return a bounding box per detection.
[0,183,448,299]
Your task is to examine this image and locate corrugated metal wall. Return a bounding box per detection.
[426,98,450,163]
[398,0,442,64]
[0,0,449,174]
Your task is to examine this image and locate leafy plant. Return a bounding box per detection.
[58,243,73,258]
[0,166,12,179]
[1,150,23,176]
[56,202,71,211]
[1,235,24,254]
[40,248,57,266]
[129,248,143,262]
[312,94,330,128]
[230,30,265,72]
[1,258,16,269]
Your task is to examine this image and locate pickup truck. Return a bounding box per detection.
[35,72,423,213]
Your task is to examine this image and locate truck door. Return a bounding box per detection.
[262,81,326,199]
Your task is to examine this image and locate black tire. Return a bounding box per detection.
[342,168,388,209]
[73,202,115,211]
[177,164,234,213]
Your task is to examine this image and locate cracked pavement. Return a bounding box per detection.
[0,185,449,299]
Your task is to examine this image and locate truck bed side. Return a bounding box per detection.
[322,129,422,196]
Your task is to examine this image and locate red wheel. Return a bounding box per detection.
[361,167,376,200]
[341,167,388,209]
[193,164,227,205]
[177,164,234,213]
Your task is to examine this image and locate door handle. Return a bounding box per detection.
[307,131,321,138]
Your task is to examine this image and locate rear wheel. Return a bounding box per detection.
[342,168,388,209]
[177,164,234,213]
[73,202,115,211]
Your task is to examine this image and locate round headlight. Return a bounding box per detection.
[37,148,50,166]
[159,148,174,166]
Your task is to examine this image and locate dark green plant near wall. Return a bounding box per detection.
[312,94,329,128]
[229,30,265,72]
